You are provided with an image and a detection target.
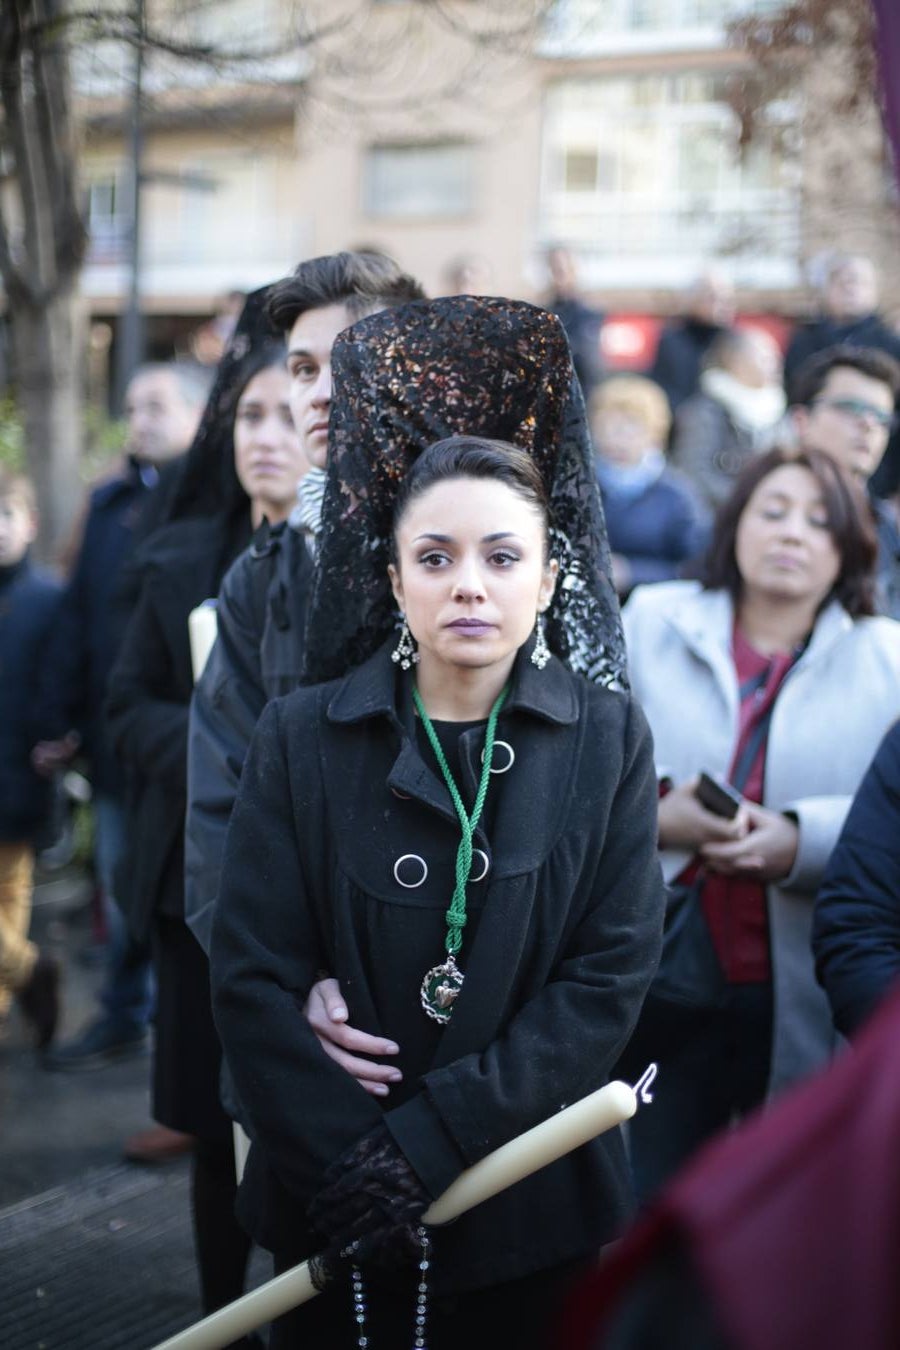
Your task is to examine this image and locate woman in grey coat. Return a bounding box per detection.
[622,446,900,1200]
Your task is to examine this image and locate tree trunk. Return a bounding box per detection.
[11,285,84,563]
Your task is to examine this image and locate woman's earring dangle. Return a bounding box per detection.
[531,612,550,670]
[391,615,420,670]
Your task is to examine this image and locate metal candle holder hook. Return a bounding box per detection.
[633,1062,658,1105]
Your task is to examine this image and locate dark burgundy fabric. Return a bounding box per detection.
[872,0,900,182]
[698,628,795,984]
[558,982,900,1350]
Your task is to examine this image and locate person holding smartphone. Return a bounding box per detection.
[621,446,900,1200]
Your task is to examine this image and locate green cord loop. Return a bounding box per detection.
[413,683,509,958]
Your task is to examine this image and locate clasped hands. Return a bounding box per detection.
[302,988,430,1264]
[657,775,798,882]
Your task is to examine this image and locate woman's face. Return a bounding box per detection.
[233,364,307,524]
[388,476,557,676]
[592,408,654,464]
[734,463,842,611]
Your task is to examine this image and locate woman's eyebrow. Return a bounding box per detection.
[411,531,525,544]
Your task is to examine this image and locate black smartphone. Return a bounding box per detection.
[695,771,742,820]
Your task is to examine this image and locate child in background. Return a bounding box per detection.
[0,469,62,1047]
[590,376,710,599]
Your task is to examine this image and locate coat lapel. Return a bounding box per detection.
[664,587,740,724]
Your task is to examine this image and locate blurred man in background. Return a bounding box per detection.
[790,344,900,618]
[785,254,900,499]
[544,243,605,401]
[35,365,207,1159]
[651,266,736,414]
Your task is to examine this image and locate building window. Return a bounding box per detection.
[564,149,601,192]
[86,169,131,261]
[543,0,785,53]
[363,143,475,218]
[540,73,798,285]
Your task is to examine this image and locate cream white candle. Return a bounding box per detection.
[153,1077,641,1350]
[188,602,218,681]
[423,1078,637,1226]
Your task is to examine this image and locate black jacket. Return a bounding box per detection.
[783,312,900,394]
[650,319,726,413]
[548,294,605,400]
[210,641,665,1290]
[184,521,313,952]
[812,719,900,1037]
[34,458,179,796]
[0,557,63,841]
[106,515,250,940]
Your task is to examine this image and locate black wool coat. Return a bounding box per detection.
[105,514,249,940]
[210,641,665,1293]
[813,719,900,1038]
[184,520,313,954]
[0,558,62,841]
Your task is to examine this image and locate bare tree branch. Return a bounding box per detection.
[0,210,38,305]
[30,0,88,283]
[726,0,878,150]
[24,4,358,68]
[424,0,556,52]
[1,2,55,290]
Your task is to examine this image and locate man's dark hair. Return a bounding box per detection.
[267,250,425,333]
[789,344,900,407]
[701,445,878,619]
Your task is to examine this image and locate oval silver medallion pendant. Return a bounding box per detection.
[420,956,464,1023]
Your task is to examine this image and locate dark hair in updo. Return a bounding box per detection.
[391,436,551,561]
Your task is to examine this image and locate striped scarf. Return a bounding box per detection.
[289,466,327,552]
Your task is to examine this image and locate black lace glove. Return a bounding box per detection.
[307,1123,431,1270]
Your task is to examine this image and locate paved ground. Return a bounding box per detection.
[0,874,154,1211]
[0,870,268,1349]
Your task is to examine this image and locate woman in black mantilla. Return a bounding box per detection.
[105,289,307,1341]
[210,299,665,1350]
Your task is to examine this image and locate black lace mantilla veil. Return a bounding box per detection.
[164,285,285,525]
[302,295,628,689]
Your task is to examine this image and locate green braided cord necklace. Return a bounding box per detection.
[413,682,509,1023]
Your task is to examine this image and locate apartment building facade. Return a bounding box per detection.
[77,0,863,368]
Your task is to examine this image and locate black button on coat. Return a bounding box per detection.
[210,640,665,1294]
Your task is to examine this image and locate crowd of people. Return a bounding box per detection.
[2,243,900,1348]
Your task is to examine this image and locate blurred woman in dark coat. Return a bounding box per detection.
[105,290,307,1336]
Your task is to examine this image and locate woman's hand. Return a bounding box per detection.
[307,1123,430,1268]
[657,776,751,851]
[700,803,799,881]
[304,978,403,1097]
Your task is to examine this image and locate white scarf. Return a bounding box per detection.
[701,368,786,437]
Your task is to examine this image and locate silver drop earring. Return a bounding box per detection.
[531,612,550,669]
[391,616,419,669]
